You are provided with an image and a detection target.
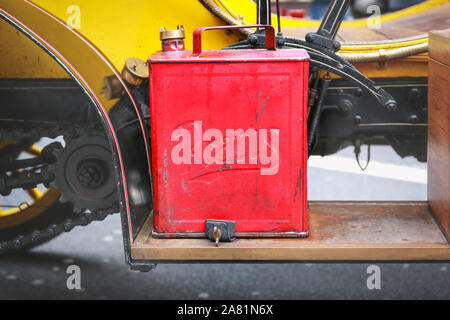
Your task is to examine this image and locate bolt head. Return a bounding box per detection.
[385,101,397,112]
[408,88,421,100]
[354,88,363,97]
[338,99,353,114]
[332,42,340,51]
[248,34,258,46]
[409,114,419,123]
[276,37,285,47]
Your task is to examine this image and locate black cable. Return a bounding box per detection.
[256,0,259,30]
[276,0,282,35]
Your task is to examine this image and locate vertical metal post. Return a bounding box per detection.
[257,0,271,26]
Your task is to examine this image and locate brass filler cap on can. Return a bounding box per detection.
[160,25,185,41]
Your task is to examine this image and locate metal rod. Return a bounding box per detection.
[308,76,332,154]
[318,0,350,39]
[276,0,281,35]
[257,0,271,26]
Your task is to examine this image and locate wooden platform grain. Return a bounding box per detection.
[131,202,450,262]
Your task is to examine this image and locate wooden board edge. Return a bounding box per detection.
[131,246,450,261]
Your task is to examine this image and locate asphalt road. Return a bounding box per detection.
[0,146,448,300]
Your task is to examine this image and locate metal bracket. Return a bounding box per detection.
[306,0,351,52]
[226,35,397,111]
[205,219,236,246]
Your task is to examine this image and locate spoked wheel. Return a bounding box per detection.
[0,141,64,248]
[0,188,61,229]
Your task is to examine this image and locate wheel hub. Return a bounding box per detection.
[49,135,117,212]
[77,160,104,189]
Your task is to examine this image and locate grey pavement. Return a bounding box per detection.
[0,146,448,299]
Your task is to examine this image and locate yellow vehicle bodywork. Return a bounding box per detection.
[2,0,447,81]
[0,0,446,252]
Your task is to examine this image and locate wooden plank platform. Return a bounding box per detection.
[131,202,450,262]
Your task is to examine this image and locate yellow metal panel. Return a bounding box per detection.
[0,19,69,78]
[2,0,442,79]
[32,0,243,72]
[352,58,429,79]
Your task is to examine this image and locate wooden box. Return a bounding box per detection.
[428,29,450,240]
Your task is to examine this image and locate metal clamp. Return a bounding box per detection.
[306,0,351,52]
[205,219,236,246]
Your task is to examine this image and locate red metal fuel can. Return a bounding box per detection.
[148,25,310,238]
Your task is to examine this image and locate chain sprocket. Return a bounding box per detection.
[45,134,118,213]
[0,120,119,253]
